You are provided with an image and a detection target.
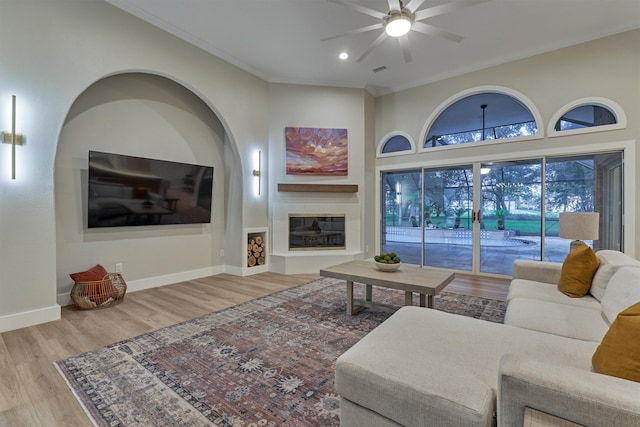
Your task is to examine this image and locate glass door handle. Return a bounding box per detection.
[473,209,481,223]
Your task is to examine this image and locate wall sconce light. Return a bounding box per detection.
[252,150,261,196]
[1,95,22,179]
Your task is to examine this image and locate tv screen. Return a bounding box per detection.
[88,151,213,228]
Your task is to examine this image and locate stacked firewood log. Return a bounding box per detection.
[247,235,266,267]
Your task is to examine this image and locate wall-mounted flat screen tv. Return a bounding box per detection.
[88,150,213,228]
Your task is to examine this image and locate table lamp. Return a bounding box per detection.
[559,212,600,251]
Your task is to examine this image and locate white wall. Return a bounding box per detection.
[267,84,369,273]
[55,73,227,304]
[374,30,640,256]
[363,91,377,260]
[0,0,269,332]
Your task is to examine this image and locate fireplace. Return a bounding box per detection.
[289,214,345,250]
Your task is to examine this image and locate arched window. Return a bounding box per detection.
[548,98,626,137]
[377,132,415,157]
[421,89,541,150]
[555,105,615,131]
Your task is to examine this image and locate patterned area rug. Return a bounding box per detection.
[55,277,506,427]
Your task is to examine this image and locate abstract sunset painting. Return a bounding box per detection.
[285,127,348,175]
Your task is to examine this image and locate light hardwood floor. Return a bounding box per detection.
[0,271,508,426]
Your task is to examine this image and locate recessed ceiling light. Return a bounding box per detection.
[339,52,349,60]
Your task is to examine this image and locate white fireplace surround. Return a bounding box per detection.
[271,202,362,274]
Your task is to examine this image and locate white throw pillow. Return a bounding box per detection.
[591,250,640,301]
[600,266,640,324]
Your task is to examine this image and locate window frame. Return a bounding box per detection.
[418,85,544,154]
[375,138,636,263]
[548,97,626,138]
[376,131,416,158]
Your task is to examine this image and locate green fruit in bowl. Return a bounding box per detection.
[375,253,401,264]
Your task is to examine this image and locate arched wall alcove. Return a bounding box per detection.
[54,72,242,303]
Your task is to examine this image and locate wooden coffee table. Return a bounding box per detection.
[320,260,455,315]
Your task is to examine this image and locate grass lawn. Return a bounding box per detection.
[413,215,561,236]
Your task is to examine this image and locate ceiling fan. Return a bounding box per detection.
[322,0,489,63]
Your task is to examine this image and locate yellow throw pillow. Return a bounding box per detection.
[557,243,599,297]
[592,301,640,382]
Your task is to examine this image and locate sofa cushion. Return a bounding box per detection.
[507,279,601,310]
[504,297,608,342]
[600,267,640,324]
[339,399,403,427]
[592,301,640,382]
[558,244,599,298]
[591,250,640,301]
[69,264,109,283]
[335,307,597,427]
[512,260,563,284]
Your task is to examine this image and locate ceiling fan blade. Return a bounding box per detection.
[325,0,387,20]
[321,23,384,41]
[398,34,413,63]
[412,21,464,42]
[414,0,490,22]
[404,0,426,14]
[356,31,388,62]
[388,0,401,12]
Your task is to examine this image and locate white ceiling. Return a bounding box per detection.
[105,0,640,96]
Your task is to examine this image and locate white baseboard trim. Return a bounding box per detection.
[0,304,61,333]
[224,265,245,276]
[57,266,227,306]
[125,266,224,293]
[225,264,269,276]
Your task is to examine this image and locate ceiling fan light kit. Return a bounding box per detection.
[324,0,488,63]
[385,12,412,37]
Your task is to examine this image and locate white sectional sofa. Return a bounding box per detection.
[335,250,640,427]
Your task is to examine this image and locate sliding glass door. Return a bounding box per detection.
[422,165,474,271]
[544,152,623,262]
[381,150,623,276]
[381,170,423,265]
[479,159,542,274]
[381,166,474,271]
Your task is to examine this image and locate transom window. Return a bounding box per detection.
[377,132,415,157]
[548,98,626,137]
[382,135,412,153]
[555,104,616,131]
[424,92,538,149]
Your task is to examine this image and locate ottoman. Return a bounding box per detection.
[334,306,596,427]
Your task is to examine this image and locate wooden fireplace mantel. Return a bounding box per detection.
[277,183,358,193]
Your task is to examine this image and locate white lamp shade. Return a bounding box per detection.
[559,212,600,240]
[385,15,411,37]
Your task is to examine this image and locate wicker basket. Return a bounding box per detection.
[70,273,127,310]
